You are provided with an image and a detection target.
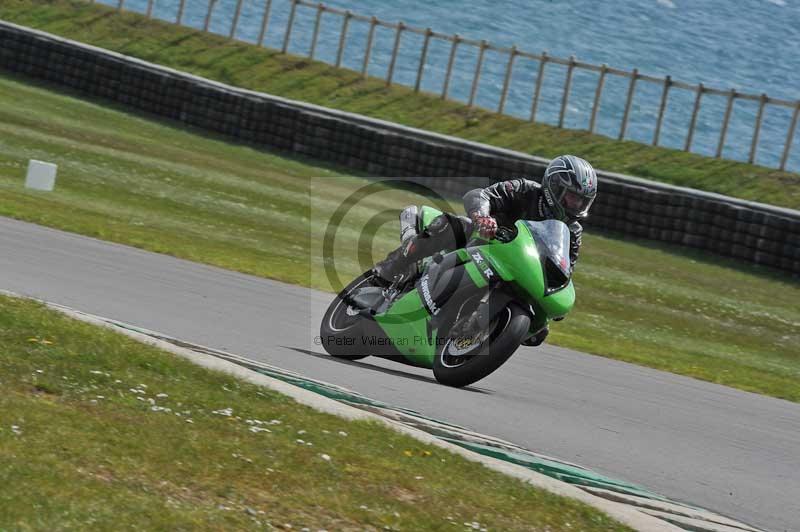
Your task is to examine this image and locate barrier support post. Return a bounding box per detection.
[414,28,433,91]
[498,46,518,114]
[530,52,548,122]
[780,101,800,171]
[619,68,639,140]
[441,34,460,100]
[748,93,767,164]
[228,0,244,39]
[653,75,672,146]
[468,40,488,107]
[589,64,607,133]
[558,55,576,128]
[281,0,298,53]
[386,22,406,86]
[309,3,324,58]
[716,89,737,158]
[257,0,273,46]
[335,11,352,67]
[684,83,704,151]
[204,0,217,32]
[362,16,378,77]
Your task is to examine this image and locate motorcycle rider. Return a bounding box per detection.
[373,154,598,345]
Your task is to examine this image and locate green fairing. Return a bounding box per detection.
[463,261,489,288]
[374,290,437,367]
[478,220,575,322]
[372,205,443,367]
[373,211,574,369]
[420,209,485,288]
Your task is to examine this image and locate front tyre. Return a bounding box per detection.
[319,272,373,360]
[433,303,530,387]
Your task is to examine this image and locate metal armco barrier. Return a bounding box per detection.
[1,21,798,276]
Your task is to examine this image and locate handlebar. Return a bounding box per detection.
[469,225,516,245]
[494,226,516,243]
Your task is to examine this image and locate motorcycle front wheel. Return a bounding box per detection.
[433,303,530,387]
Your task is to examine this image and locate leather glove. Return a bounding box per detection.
[471,215,498,239]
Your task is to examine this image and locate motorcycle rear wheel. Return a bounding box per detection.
[319,272,375,360]
[433,303,530,387]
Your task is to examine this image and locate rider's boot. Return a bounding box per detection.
[373,213,460,286]
[373,238,420,286]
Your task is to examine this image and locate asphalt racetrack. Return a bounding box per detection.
[2,216,798,532]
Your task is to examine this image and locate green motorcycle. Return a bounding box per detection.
[320,206,575,387]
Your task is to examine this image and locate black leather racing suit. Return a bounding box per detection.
[375,178,583,278]
[463,178,583,269]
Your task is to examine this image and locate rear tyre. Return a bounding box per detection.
[433,303,530,387]
[319,273,373,360]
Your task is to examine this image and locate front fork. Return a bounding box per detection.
[416,244,549,347]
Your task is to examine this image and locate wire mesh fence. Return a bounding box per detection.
[96,0,800,172]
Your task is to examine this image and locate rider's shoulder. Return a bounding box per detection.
[491,177,538,187]
[487,177,539,199]
[512,177,541,192]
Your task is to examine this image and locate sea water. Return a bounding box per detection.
[99,0,800,172]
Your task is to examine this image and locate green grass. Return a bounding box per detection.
[1,0,800,210]
[0,72,799,404]
[0,294,631,530]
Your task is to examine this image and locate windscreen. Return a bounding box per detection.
[524,220,572,282]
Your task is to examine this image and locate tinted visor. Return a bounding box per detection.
[562,190,594,218]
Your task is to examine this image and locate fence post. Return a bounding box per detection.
[780,101,800,171]
[362,16,378,77]
[619,68,638,140]
[257,0,273,47]
[414,28,433,91]
[684,83,704,151]
[146,0,155,19]
[203,0,217,32]
[716,89,736,158]
[309,3,324,58]
[653,75,672,146]
[175,0,186,24]
[228,0,245,38]
[335,11,352,67]
[558,55,576,128]
[386,22,405,86]
[468,40,488,107]
[589,64,607,133]
[748,93,767,164]
[282,0,298,54]
[530,52,548,122]
[441,35,460,100]
[498,46,518,114]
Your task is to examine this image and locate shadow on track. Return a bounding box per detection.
[280,346,493,395]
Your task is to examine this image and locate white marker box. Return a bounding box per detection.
[25,160,58,191]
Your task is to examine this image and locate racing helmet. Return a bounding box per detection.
[542,155,598,221]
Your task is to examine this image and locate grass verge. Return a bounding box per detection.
[1,0,799,210]
[0,293,631,530]
[0,72,798,403]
